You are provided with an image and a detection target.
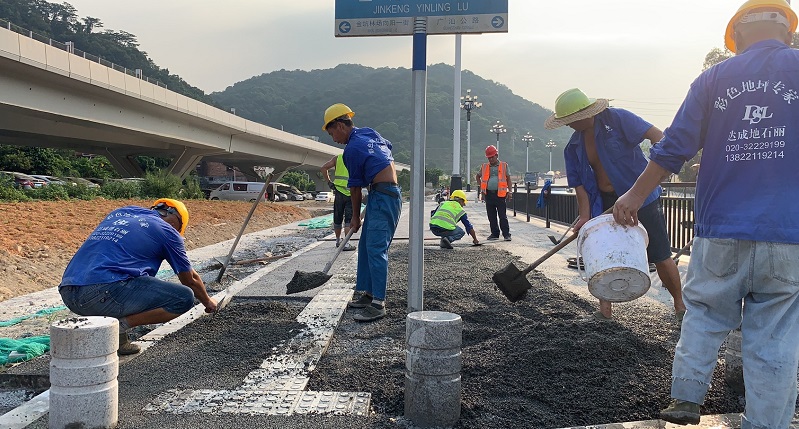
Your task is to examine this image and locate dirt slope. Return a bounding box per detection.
[0,199,323,302]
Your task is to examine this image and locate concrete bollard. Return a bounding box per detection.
[49,316,119,429]
[405,311,462,428]
[724,328,745,394]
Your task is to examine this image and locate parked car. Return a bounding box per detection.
[315,192,334,202]
[303,192,314,200]
[275,192,288,201]
[0,171,46,189]
[284,191,304,201]
[61,176,100,189]
[30,174,67,185]
[208,181,269,202]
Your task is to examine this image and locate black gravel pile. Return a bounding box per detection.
[307,243,744,428]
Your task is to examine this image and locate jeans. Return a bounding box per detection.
[356,185,401,301]
[430,225,466,242]
[484,191,509,238]
[59,276,195,319]
[671,237,799,429]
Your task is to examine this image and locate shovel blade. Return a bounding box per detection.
[492,263,533,302]
[286,270,333,295]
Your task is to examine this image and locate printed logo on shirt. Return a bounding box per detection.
[742,105,773,124]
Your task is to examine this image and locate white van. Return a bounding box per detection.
[208,181,269,202]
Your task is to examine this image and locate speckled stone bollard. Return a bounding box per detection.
[724,328,744,394]
[49,316,119,429]
[405,311,462,428]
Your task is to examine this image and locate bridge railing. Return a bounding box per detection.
[509,182,695,253]
[0,18,167,88]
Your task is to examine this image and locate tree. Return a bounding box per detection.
[425,168,444,187]
[281,170,313,191]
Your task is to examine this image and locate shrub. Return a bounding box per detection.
[139,171,182,199]
[100,180,141,199]
[64,184,99,200]
[0,184,30,202]
[27,184,70,200]
[181,176,205,200]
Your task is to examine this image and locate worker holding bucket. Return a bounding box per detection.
[544,88,686,323]
[614,1,799,426]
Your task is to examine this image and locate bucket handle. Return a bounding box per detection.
[576,232,588,283]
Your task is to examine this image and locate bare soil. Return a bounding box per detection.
[0,199,327,302]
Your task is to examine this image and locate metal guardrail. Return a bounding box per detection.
[0,18,166,88]
[510,182,695,252]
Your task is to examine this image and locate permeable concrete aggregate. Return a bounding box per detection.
[5,192,799,428]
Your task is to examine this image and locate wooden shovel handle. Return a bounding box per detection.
[520,207,614,277]
[521,232,579,276]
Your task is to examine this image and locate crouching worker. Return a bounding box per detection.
[58,199,217,355]
[429,190,479,249]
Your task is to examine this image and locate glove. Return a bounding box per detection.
[328,181,336,190]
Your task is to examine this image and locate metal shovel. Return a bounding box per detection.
[493,232,579,302]
[285,210,365,294]
[493,207,613,302]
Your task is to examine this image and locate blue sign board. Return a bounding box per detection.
[335,0,508,37]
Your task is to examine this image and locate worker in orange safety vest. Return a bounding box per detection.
[475,145,512,241]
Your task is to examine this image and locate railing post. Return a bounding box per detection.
[512,183,517,217]
[545,203,551,228]
[525,184,530,222]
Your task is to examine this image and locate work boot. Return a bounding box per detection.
[342,243,356,251]
[354,303,386,322]
[440,237,453,249]
[486,235,500,241]
[348,293,372,309]
[504,235,512,241]
[118,331,141,356]
[660,399,700,425]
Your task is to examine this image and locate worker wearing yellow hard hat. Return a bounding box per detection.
[429,189,479,248]
[610,1,799,426]
[322,103,401,323]
[58,199,216,356]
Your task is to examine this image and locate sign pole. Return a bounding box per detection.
[450,34,462,192]
[408,17,427,313]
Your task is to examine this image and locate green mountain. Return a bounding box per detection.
[210,64,573,177]
[1,0,572,178]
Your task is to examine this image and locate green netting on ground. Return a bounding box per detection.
[0,306,67,327]
[0,336,50,365]
[298,204,365,230]
[299,213,333,229]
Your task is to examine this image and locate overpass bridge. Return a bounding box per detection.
[0,22,361,184]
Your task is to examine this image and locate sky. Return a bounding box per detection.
[58,0,740,131]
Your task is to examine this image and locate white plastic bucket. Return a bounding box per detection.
[577,214,651,302]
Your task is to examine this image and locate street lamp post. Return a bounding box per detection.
[521,133,535,173]
[490,120,507,154]
[546,139,557,172]
[460,89,481,189]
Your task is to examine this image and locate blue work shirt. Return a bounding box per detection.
[565,108,661,217]
[650,39,799,243]
[60,206,192,286]
[343,127,394,187]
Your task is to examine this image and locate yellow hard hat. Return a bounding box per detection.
[450,189,468,204]
[322,103,355,131]
[151,198,189,236]
[725,0,797,53]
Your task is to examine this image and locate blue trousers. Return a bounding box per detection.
[356,186,401,301]
[430,225,466,242]
[672,238,799,429]
[59,276,195,318]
